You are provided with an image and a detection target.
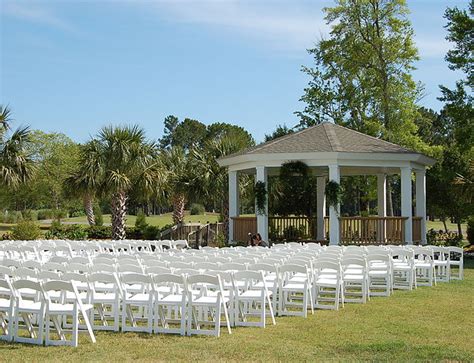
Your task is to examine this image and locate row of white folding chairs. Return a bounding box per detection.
[0,277,96,346]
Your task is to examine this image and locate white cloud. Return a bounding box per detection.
[415,37,451,58]
[143,0,330,52]
[1,1,76,32]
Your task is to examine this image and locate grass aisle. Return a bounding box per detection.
[1,260,473,362]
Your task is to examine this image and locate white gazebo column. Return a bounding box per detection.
[377,174,387,217]
[415,169,427,244]
[328,165,340,246]
[316,176,326,241]
[256,166,268,242]
[400,167,413,245]
[377,174,387,242]
[228,171,239,242]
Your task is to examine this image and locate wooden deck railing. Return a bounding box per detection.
[412,217,422,243]
[268,216,317,241]
[232,217,257,242]
[232,215,423,245]
[339,217,408,245]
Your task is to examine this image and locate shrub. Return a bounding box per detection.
[467,216,474,246]
[37,209,54,220]
[87,225,112,239]
[45,223,88,240]
[135,210,148,231]
[143,226,160,240]
[52,209,68,220]
[22,209,38,221]
[11,220,42,240]
[69,210,85,218]
[190,203,205,215]
[426,228,463,247]
[94,206,104,226]
[125,227,142,240]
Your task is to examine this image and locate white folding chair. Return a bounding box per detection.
[448,247,464,280]
[42,280,96,347]
[153,273,187,335]
[391,250,415,290]
[12,280,45,345]
[313,260,343,310]
[186,274,232,337]
[89,273,122,332]
[367,253,392,296]
[120,273,154,333]
[232,271,275,328]
[0,278,15,341]
[430,246,450,282]
[278,264,313,318]
[341,257,368,303]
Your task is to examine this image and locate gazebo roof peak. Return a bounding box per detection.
[220,122,419,159]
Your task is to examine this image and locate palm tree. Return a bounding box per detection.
[192,135,253,239]
[0,105,35,188]
[160,147,199,225]
[64,141,102,226]
[86,125,162,239]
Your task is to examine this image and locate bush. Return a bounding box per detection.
[11,220,42,240]
[45,223,88,240]
[94,206,104,226]
[22,209,38,221]
[466,216,474,246]
[87,225,112,239]
[190,203,205,215]
[143,226,161,240]
[125,227,142,240]
[135,210,148,231]
[69,210,85,218]
[426,228,463,247]
[37,209,54,220]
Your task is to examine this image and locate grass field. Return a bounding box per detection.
[62,212,220,228]
[1,260,472,361]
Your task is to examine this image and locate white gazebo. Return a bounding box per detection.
[217,122,436,245]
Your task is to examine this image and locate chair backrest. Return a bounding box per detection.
[219,262,247,272]
[67,262,90,274]
[153,273,185,285]
[43,262,67,273]
[0,265,13,277]
[0,277,13,295]
[1,258,22,269]
[146,266,171,275]
[38,270,62,281]
[279,263,309,275]
[22,260,42,270]
[194,262,218,271]
[62,272,89,284]
[13,267,38,280]
[117,264,144,274]
[13,279,44,299]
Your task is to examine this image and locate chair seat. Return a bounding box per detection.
[94,282,115,291]
[343,274,364,282]
[17,300,43,312]
[393,264,412,271]
[125,293,152,303]
[282,282,306,291]
[239,290,268,299]
[368,270,389,276]
[48,302,93,313]
[157,294,184,304]
[92,292,119,302]
[315,278,339,287]
[0,298,12,309]
[344,268,363,274]
[192,295,229,305]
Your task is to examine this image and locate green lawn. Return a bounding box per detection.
[62,212,220,227]
[1,260,473,361]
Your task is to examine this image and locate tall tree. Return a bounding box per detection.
[87,125,162,239]
[160,147,199,224]
[298,0,429,153]
[0,106,35,189]
[63,141,102,226]
[430,1,474,237]
[264,124,295,142]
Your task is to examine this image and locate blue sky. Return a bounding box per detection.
[0,0,466,143]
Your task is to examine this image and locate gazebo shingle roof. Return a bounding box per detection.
[221,122,413,159]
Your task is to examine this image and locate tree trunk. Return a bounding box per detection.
[83,194,95,226]
[172,194,185,225]
[457,221,463,239]
[442,218,448,233]
[387,179,394,216]
[111,190,127,240]
[222,197,229,242]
